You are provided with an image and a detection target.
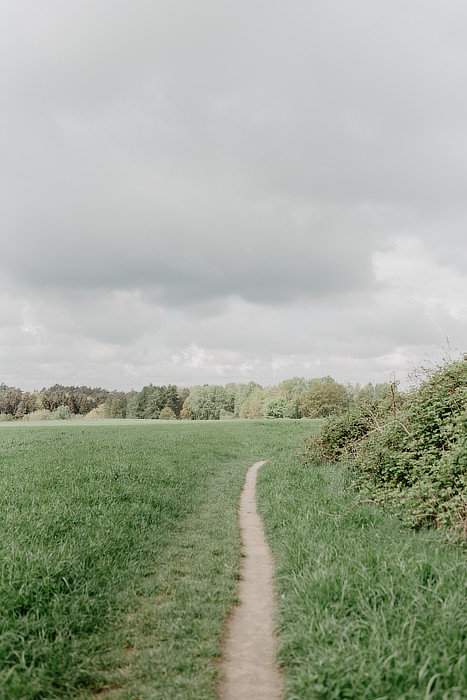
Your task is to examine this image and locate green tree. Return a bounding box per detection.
[277,377,312,418]
[0,386,22,416]
[238,387,266,418]
[177,387,190,411]
[223,383,238,414]
[165,384,182,416]
[159,406,177,420]
[15,400,25,419]
[277,376,310,401]
[186,385,230,420]
[299,378,347,417]
[233,382,262,417]
[127,393,140,419]
[179,398,192,420]
[53,405,72,420]
[264,396,294,419]
[104,392,128,418]
[143,386,167,419]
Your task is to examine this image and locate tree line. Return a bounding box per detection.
[0,377,395,422]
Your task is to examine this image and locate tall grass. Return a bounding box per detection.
[258,450,467,699]
[0,419,315,699]
[4,418,463,699]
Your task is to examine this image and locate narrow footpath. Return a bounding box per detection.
[220,460,283,700]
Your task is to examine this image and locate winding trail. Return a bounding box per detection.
[220,460,283,700]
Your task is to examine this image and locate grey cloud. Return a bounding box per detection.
[3,166,377,303]
[1,1,467,389]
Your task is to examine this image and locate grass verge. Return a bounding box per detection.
[0,419,314,699]
[257,448,467,699]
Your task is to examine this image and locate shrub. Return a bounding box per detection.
[0,413,14,422]
[53,405,72,420]
[158,406,177,420]
[264,397,294,419]
[302,358,467,539]
[301,408,370,462]
[22,410,52,422]
[83,404,107,420]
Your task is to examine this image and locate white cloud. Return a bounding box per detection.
[374,236,467,322]
[171,344,215,370]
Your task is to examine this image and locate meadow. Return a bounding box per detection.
[0,419,311,699]
[1,419,465,699]
[258,457,467,699]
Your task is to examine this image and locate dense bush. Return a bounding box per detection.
[53,405,72,420]
[128,384,182,419]
[264,397,294,419]
[22,409,52,421]
[302,358,467,539]
[186,384,232,420]
[158,406,177,420]
[299,377,347,417]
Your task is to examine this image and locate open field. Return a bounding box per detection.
[258,456,467,699]
[0,419,313,699]
[1,419,465,699]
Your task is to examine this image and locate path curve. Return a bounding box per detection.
[220,460,283,700]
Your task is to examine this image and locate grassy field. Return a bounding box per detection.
[1,419,465,699]
[0,419,313,699]
[258,450,467,699]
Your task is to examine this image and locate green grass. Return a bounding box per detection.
[257,444,467,699]
[3,419,465,699]
[0,419,314,699]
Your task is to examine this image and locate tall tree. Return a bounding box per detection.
[299,378,347,417]
[186,385,230,420]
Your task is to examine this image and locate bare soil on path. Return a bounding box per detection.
[219,460,283,700]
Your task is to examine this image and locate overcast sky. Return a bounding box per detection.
[1,1,467,391]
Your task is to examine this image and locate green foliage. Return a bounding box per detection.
[52,404,72,420]
[41,385,108,415]
[229,382,262,417]
[301,408,369,462]
[186,385,231,420]
[158,406,177,420]
[22,409,52,422]
[264,396,294,419]
[103,391,128,418]
[299,377,347,418]
[0,384,109,419]
[238,388,264,418]
[0,376,353,422]
[129,384,182,419]
[0,413,14,422]
[258,456,467,698]
[179,398,192,420]
[0,419,314,698]
[276,377,311,417]
[277,376,311,401]
[0,385,26,417]
[302,359,467,538]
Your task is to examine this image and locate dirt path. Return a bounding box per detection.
[219,460,283,700]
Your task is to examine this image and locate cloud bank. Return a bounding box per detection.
[1,1,466,390]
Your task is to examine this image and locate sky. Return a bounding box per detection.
[1,0,467,391]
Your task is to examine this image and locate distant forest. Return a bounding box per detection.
[0,377,395,422]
